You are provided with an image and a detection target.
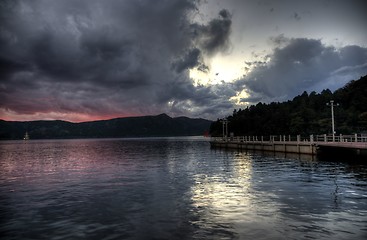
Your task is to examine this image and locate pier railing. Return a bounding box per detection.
[212,134,367,144]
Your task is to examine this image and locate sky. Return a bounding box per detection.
[1,0,366,122]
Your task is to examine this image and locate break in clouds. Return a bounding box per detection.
[0,0,366,121]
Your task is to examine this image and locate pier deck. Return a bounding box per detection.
[210,134,367,158]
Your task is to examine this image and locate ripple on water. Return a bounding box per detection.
[0,138,366,239]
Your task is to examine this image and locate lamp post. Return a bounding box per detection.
[220,119,229,141]
[326,100,339,142]
[226,120,228,139]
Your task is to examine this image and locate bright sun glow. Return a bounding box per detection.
[230,89,250,106]
[190,56,244,86]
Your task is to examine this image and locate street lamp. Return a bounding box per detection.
[326,100,339,142]
[220,119,229,140]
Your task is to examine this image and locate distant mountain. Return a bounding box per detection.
[0,113,212,140]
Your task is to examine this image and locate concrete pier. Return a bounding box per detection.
[210,140,317,155]
[210,134,367,158]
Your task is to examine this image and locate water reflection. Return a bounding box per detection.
[191,152,252,216]
[0,138,366,239]
[191,149,367,239]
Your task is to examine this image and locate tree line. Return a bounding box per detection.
[210,75,367,137]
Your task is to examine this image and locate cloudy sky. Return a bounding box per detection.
[1,0,366,122]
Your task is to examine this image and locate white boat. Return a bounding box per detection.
[23,131,30,140]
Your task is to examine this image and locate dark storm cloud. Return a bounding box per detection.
[0,0,234,120]
[238,37,367,103]
[293,12,301,21]
[0,57,31,80]
[190,9,232,55]
[172,9,232,73]
[80,27,131,61]
[154,73,236,119]
[172,48,210,74]
[172,48,202,73]
[197,63,210,73]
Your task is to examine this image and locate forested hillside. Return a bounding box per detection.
[210,75,367,136]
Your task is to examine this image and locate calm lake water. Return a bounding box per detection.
[1,137,366,240]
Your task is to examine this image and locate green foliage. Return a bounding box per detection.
[210,75,367,136]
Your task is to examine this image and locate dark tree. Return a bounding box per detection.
[210,75,367,137]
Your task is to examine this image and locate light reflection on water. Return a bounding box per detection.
[0,137,366,239]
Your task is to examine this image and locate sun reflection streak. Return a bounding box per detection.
[190,153,253,222]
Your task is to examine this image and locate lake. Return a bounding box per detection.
[0,137,366,239]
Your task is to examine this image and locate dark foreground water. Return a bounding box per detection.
[0,137,366,240]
